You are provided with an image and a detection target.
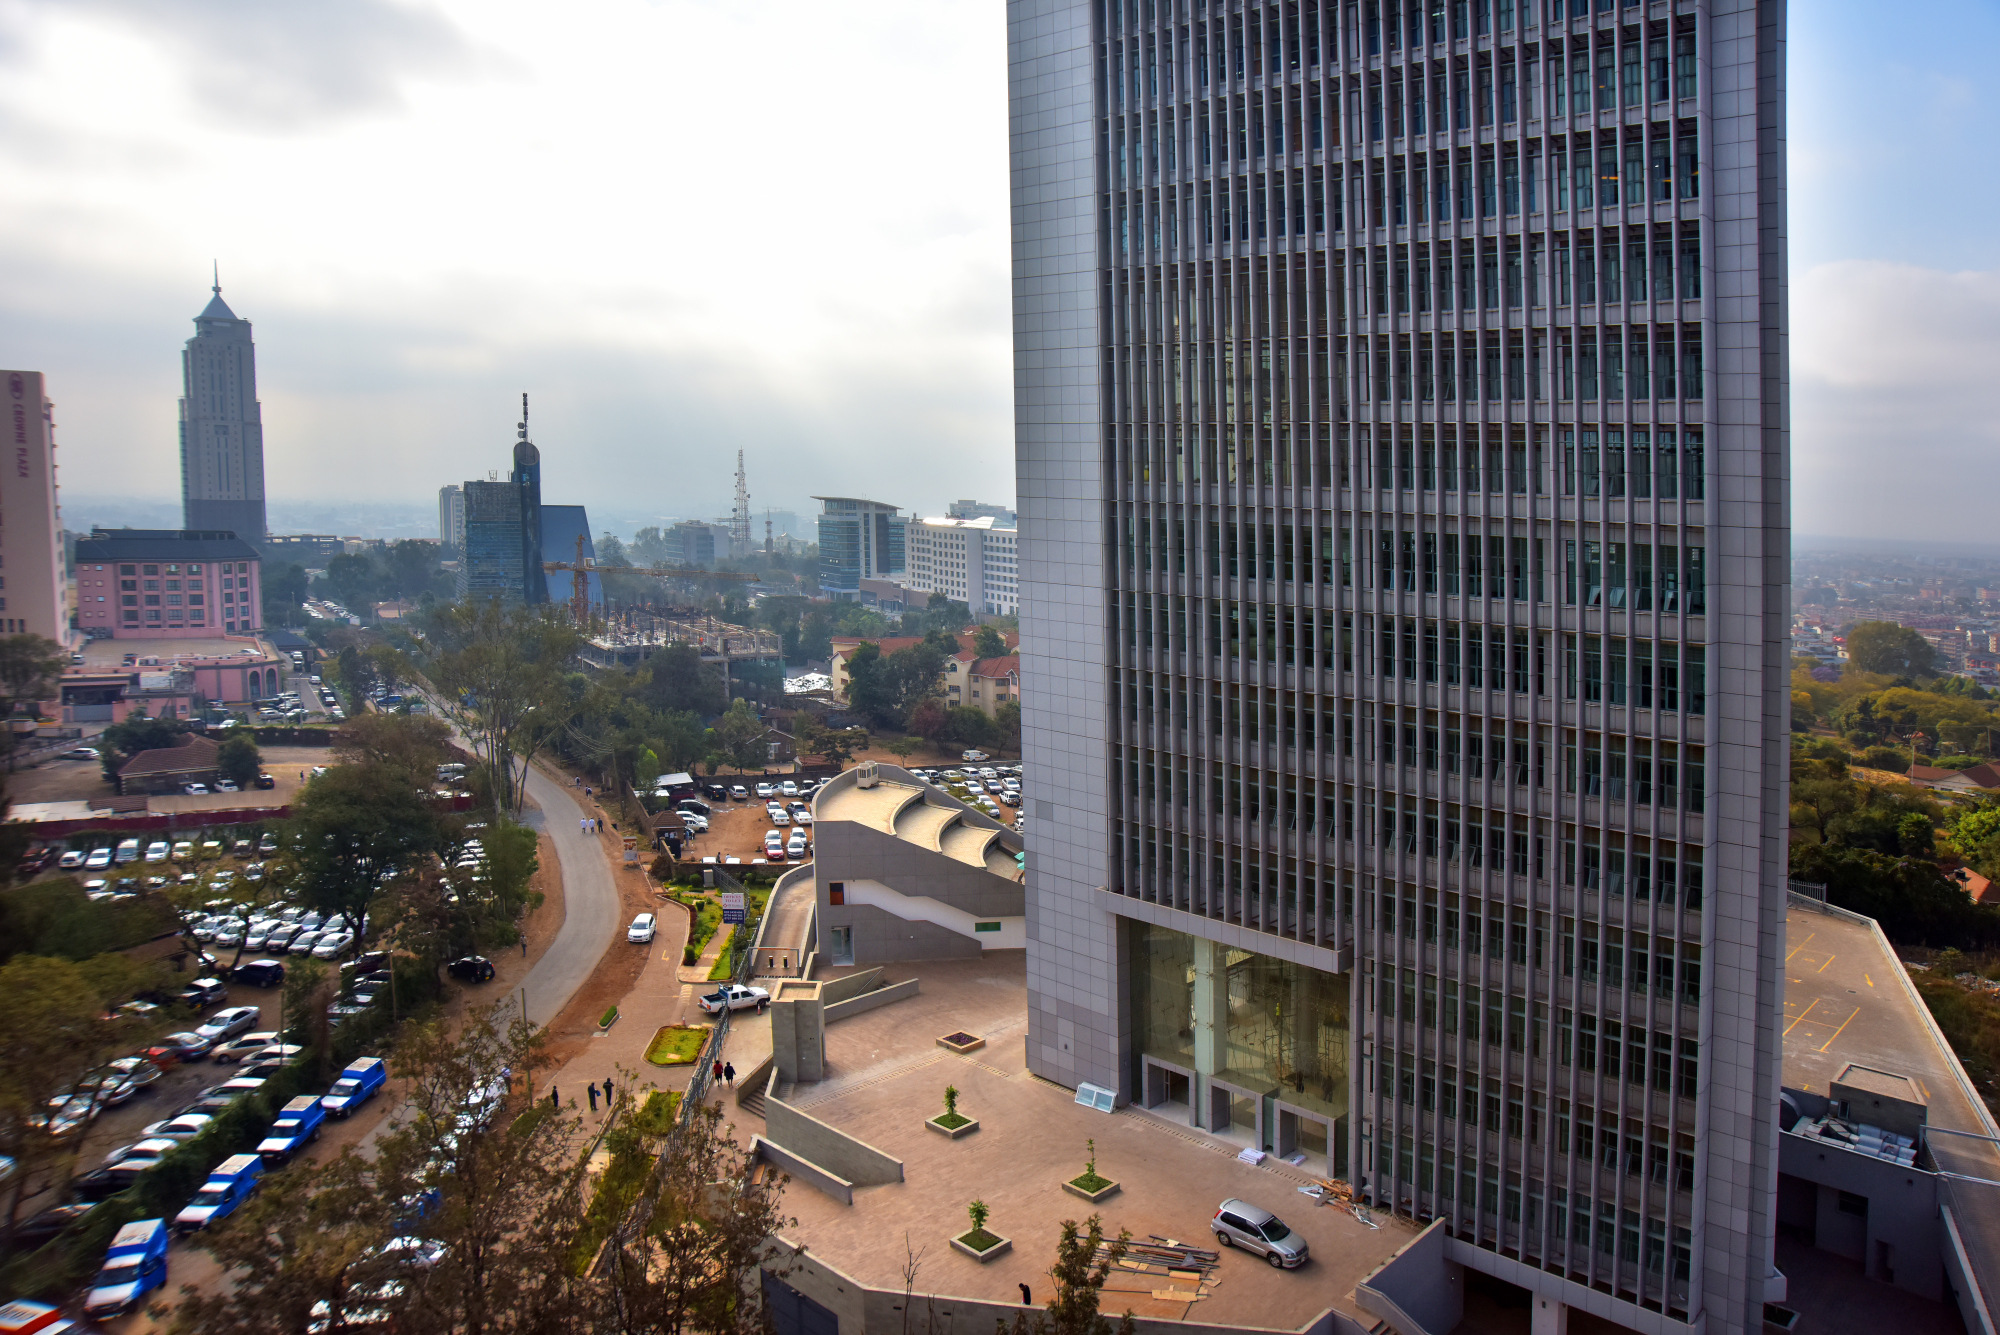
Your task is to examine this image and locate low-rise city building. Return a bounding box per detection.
[73,529,263,639]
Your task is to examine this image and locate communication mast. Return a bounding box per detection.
[730,449,753,549]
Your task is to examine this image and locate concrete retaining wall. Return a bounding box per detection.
[752,1135,854,1206]
[760,1075,903,1190]
[819,967,887,1005]
[1354,1219,1460,1335]
[764,1239,1364,1335]
[825,977,919,1023]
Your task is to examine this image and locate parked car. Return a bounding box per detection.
[64,746,101,760]
[179,977,227,1009]
[196,1007,262,1044]
[762,831,785,860]
[311,931,356,960]
[729,784,749,801]
[256,1096,326,1165]
[255,773,276,789]
[697,983,770,1015]
[786,831,809,860]
[627,913,657,944]
[1211,1198,1309,1269]
[211,1031,281,1064]
[447,955,495,983]
[182,783,209,796]
[231,958,286,988]
[153,1031,213,1062]
[56,849,86,869]
[144,841,170,863]
[139,1114,215,1143]
[85,847,114,870]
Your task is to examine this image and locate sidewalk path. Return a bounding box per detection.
[547,895,702,1121]
[512,762,621,1027]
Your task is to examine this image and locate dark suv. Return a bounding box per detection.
[448,956,495,983]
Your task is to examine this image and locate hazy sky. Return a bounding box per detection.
[0,0,1994,541]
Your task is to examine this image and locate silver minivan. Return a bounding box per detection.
[1212,1198,1309,1268]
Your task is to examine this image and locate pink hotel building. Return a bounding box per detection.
[72,528,263,639]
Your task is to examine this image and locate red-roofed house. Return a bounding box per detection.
[828,631,1021,707]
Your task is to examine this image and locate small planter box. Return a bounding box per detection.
[926,1115,980,1140]
[1063,1176,1121,1203]
[937,1031,986,1055]
[951,1231,1011,1262]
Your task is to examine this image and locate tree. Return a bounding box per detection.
[418,601,583,814]
[0,634,64,766]
[262,561,311,627]
[640,644,725,718]
[335,712,455,788]
[289,762,441,925]
[973,625,1008,660]
[98,712,191,784]
[1845,622,1939,679]
[655,710,708,775]
[167,1005,590,1335]
[994,701,1022,753]
[710,699,767,774]
[597,1099,797,1335]
[999,1215,1137,1335]
[217,734,263,786]
[942,706,999,748]
[0,955,131,1243]
[907,698,948,743]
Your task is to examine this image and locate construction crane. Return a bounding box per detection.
[543,533,758,625]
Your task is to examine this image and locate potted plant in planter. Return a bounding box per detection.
[926,1083,979,1138]
[1063,1137,1120,1202]
[952,1198,1010,1261]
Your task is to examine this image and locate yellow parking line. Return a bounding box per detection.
[1864,974,1874,988]
[1784,999,1818,1037]
[1817,954,1836,973]
[1818,1007,1861,1052]
[1786,933,1817,963]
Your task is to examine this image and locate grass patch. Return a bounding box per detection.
[598,1005,618,1029]
[1068,1171,1114,1193]
[705,927,737,980]
[629,1089,680,1134]
[933,1111,971,1130]
[957,1228,1003,1252]
[644,1024,710,1066]
[679,895,722,965]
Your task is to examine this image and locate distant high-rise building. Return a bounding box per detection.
[668,520,734,569]
[179,274,267,547]
[814,497,904,601]
[457,395,558,605]
[512,396,546,605]
[438,484,466,551]
[1009,2,1789,1333]
[1,370,70,643]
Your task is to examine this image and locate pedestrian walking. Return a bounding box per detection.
[588,1085,599,1112]
[550,1086,559,1109]
[602,1077,613,1104]
[520,937,528,958]
[723,1061,736,1086]
[713,1059,724,1084]
[1019,1285,1032,1306]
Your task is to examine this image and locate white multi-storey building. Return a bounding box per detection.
[1009,3,1790,1333]
[904,515,1020,618]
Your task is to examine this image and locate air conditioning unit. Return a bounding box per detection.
[856,761,879,789]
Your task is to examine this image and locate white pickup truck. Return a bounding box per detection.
[697,984,770,1015]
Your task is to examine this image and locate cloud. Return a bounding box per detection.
[1794,261,2000,539]
[0,0,483,129]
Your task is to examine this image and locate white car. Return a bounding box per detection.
[216,780,240,793]
[144,841,170,862]
[182,783,209,796]
[59,850,86,869]
[289,931,324,956]
[770,810,790,828]
[779,781,799,797]
[697,983,770,1015]
[312,932,355,960]
[754,782,776,799]
[196,1007,263,1043]
[627,913,657,944]
[786,832,809,860]
[85,848,114,870]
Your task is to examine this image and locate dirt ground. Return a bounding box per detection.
[12,745,343,811]
[679,799,813,868]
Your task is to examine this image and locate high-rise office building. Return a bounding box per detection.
[179,277,267,546]
[1009,4,1787,1334]
[456,397,552,605]
[814,497,905,600]
[1,370,70,643]
[438,483,466,551]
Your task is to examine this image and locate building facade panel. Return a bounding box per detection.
[1008,1,1787,1330]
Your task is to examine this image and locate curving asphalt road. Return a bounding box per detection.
[511,762,620,1027]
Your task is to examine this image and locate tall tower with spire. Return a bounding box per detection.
[178,268,267,546]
